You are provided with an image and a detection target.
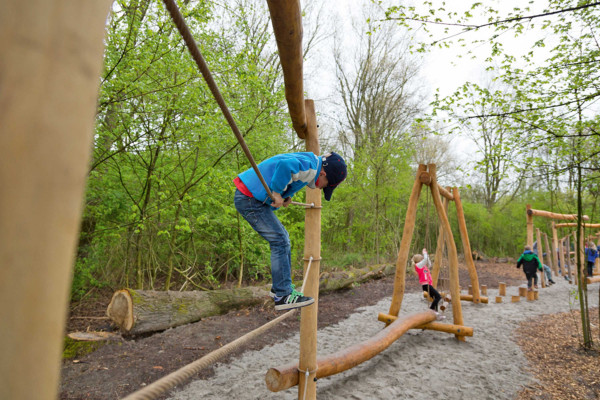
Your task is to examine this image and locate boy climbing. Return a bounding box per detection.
[234,151,347,311]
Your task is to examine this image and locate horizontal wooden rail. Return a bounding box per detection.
[460,294,488,303]
[377,313,473,336]
[555,222,600,228]
[265,311,436,392]
[527,208,589,221]
[587,276,600,284]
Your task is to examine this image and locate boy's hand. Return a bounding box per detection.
[283,197,292,208]
[271,192,284,208]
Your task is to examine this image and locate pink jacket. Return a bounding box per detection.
[414,251,433,285]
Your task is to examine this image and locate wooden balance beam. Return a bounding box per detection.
[377,313,474,337]
[265,311,436,392]
[587,276,600,284]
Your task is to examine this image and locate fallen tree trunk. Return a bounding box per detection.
[106,287,270,335]
[106,264,395,335]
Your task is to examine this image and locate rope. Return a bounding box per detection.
[161,0,274,202]
[121,309,297,400]
[300,256,314,293]
[297,366,318,400]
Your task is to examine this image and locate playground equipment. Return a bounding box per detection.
[264,164,483,393]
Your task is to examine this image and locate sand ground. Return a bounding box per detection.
[167,279,597,400]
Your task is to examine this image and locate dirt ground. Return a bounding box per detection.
[60,261,599,400]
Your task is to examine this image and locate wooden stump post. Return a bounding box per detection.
[518,287,527,297]
[499,282,506,296]
[527,290,535,301]
[511,295,521,303]
[534,290,539,300]
[495,296,502,303]
[481,285,488,295]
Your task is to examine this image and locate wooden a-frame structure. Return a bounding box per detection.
[378,164,484,342]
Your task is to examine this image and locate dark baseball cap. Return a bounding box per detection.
[321,152,347,201]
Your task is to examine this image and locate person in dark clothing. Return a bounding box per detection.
[517,245,543,291]
[584,241,599,277]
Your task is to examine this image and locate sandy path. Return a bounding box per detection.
[168,279,598,400]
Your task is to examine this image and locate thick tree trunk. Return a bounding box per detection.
[107,287,270,335]
[107,264,396,335]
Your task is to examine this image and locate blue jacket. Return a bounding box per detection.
[585,247,598,263]
[237,152,322,204]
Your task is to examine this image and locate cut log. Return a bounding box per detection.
[511,295,520,303]
[499,282,506,296]
[527,290,535,301]
[519,287,527,297]
[481,285,487,295]
[460,294,488,304]
[106,287,270,335]
[495,296,502,303]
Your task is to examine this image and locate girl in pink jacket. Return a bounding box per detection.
[412,248,443,318]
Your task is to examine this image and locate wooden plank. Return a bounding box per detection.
[377,313,473,336]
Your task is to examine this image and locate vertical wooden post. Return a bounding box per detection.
[558,238,566,278]
[0,2,112,399]
[551,222,560,275]
[536,228,546,288]
[566,235,573,283]
[453,187,480,304]
[498,282,506,296]
[388,165,427,317]
[543,232,553,278]
[428,165,464,341]
[298,100,320,400]
[526,204,534,248]
[431,197,448,287]
[578,229,586,289]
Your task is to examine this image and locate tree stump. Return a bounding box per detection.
[499,282,506,296]
[495,296,502,303]
[511,295,520,303]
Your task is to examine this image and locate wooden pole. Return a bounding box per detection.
[527,208,589,221]
[558,238,566,278]
[551,222,560,275]
[555,222,600,228]
[566,235,573,282]
[388,165,427,317]
[0,2,112,399]
[265,0,307,138]
[536,228,546,288]
[377,313,473,336]
[418,172,454,200]
[460,294,489,303]
[453,187,480,303]
[266,311,436,392]
[431,197,448,287]
[298,100,320,400]
[542,232,554,277]
[526,204,534,248]
[428,164,465,341]
[499,282,506,296]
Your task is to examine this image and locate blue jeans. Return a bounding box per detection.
[234,189,292,297]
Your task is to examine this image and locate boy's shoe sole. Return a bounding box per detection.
[274,297,315,311]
